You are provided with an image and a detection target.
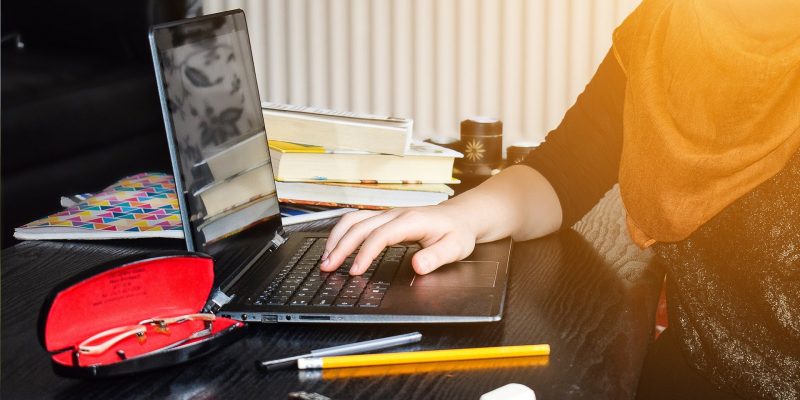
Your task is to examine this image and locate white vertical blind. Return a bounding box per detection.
[456,0,479,128]
[413,0,435,138]
[478,0,500,120]
[265,0,287,104]
[307,0,329,108]
[435,0,457,138]
[328,1,349,111]
[523,0,547,143]
[391,0,413,119]
[502,0,523,142]
[287,0,308,105]
[371,0,392,115]
[203,0,638,146]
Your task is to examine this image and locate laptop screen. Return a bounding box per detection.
[150,10,283,256]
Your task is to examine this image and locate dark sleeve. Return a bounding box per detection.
[521,49,626,228]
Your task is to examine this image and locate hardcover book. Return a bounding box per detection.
[269,140,462,183]
[262,102,413,156]
[275,181,454,209]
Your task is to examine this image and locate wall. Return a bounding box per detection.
[203,0,639,147]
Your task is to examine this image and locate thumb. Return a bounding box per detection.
[411,233,474,275]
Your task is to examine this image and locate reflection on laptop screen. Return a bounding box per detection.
[151,11,282,254]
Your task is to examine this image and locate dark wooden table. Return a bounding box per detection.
[1,188,663,400]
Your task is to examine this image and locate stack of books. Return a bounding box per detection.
[263,103,462,209]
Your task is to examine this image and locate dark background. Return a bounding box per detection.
[1,1,193,248]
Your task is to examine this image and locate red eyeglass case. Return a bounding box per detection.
[37,251,246,378]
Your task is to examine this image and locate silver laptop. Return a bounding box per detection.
[149,9,512,324]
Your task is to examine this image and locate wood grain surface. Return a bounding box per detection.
[1,190,661,400]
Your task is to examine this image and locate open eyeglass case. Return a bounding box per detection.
[38,251,246,378]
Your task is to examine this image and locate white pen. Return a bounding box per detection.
[255,332,422,371]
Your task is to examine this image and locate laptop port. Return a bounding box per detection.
[261,315,278,322]
[299,315,331,321]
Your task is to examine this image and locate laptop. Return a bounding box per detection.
[149,9,512,324]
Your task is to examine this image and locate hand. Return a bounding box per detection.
[320,205,477,276]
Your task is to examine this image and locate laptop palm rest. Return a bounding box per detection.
[410,261,499,288]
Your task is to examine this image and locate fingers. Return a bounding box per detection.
[321,210,397,271]
[349,216,431,275]
[324,210,380,258]
[410,233,474,275]
[321,207,476,277]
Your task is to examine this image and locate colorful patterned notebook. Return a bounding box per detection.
[14,173,184,240]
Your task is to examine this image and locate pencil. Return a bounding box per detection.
[296,344,550,369]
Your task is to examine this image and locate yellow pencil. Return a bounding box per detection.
[296,344,550,369]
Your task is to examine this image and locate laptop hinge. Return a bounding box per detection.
[202,230,288,313]
[203,289,233,314]
[271,230,287,248]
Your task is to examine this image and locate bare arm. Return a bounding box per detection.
[445,165,562,243]
[322,49,625,276]
[321,164,562,275]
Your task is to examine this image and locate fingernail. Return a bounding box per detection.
[416,257,429,274]
[349,263,360,275]
[321,251,329,261]
[320,259,330,269]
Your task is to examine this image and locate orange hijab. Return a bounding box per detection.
[613,0,800,247]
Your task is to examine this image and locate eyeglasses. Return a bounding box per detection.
[75,313,216,358]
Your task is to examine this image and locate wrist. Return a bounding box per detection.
[436,199,483,243]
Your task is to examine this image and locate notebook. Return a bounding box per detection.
[14,173,183,240]
[150,9,512,324]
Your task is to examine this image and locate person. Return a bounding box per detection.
[320,0,800,398]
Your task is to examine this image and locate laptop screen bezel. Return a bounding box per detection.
[148,9,285,255]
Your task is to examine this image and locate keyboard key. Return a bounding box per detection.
[358,299,381,307]
[267,296,289,305]
[326,276,347,284]
[372,260,400,283]
[317,289,340,297]
[368,281,391,289]
[289,298,310,306]
[365,286,388,295]
[339,288,363,298]
[334,298,356,307]
[312,296,336,306]
[348,277,369,287]
[360,293,384,301]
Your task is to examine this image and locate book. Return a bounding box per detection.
[14,173,183,240]
[15,173,362,242]
[192,162,277,219]
[191,131,270,185]
[280,204,356,226]
[196,195,281,244]
[269,140,462,183]
[262,102,413,156]
[275,181,454,209]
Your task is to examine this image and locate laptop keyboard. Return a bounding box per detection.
[249,238,414,308]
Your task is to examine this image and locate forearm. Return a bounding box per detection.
[440,165,562,243]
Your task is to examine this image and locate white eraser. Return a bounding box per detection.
[480,383,536,400]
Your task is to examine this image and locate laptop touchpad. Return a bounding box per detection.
[410,261,499,288]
